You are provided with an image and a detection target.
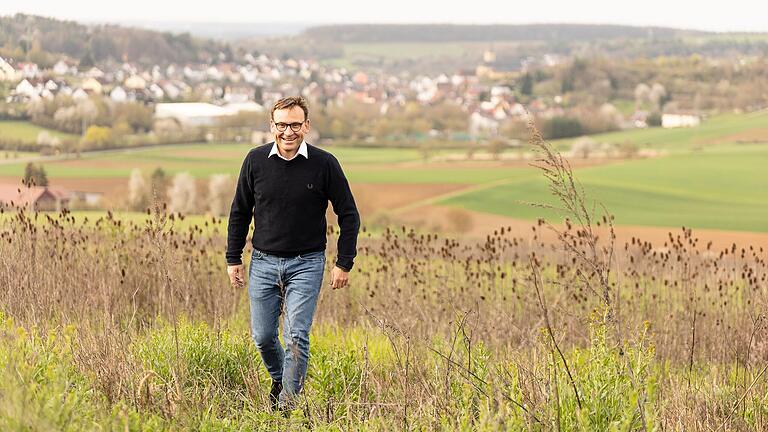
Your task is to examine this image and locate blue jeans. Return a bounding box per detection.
[247,248,325,405]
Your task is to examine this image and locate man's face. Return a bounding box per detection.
[270,106,310,155]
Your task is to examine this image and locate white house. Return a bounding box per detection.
[18,62,40,79]
[14,79,37,99]
[469,111,500,138]
[85,67,104,79]
[124,75,147,90]
[81,78,103,94]
[149,83,165,100]
[662,113,701,128]
[52,60,76,76]
[0,57,19,81]
[110,86,128,102]
[160,82,181,100]
[71,88,89,101]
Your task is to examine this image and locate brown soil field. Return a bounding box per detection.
[351,156,622,171]
[395,204,768,251]
[351,183,467,217]
[4,177,127,194]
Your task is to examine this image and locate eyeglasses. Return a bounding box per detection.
[273,121,305,132]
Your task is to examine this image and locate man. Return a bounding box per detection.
[226,96,360,412]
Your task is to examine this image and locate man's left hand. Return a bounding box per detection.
[329,266,349,289]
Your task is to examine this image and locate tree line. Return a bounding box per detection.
[0,14,229,67]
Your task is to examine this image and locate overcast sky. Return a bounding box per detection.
[1,0,766,33]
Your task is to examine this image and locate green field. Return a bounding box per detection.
[0,144,448,179]
[442,143,768,232]
[0,121,78,142]
[550,111,768,152]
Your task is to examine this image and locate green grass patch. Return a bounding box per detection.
[0,314,167,431]
[0,121,78,142]
[0,144,440,179]
[550,111,768,152]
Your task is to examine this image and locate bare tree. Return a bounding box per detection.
[649,83,667,110]
[167,172,197,214]
[36,131,60,147]
[207,174,234,217]
[634,83,650,108]
[570,136,600,159]
[128,168,148,211]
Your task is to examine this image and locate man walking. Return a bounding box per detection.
[226,96,360,411]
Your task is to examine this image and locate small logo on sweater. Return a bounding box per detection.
[307,183,314,189]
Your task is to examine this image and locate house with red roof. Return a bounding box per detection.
[0,184,72,211]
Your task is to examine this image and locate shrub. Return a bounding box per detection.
[82,125,113,150]
[541,116,583,139]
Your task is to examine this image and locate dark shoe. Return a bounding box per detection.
[269,380,282,412]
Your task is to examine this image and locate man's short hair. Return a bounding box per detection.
[271,96,309,121]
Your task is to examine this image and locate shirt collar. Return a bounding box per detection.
[269,140,309,161]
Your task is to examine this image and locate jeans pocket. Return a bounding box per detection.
[297,251,325,262]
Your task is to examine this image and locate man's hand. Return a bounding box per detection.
[227,264,245,289]
[329,266,349,289]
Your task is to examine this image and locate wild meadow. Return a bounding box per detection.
[0,133,766,431]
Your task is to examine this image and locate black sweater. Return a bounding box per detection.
[226,143,360,271]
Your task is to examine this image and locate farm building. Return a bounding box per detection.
[155,102,263,127]
[0,184,72,211]
[662,113,701,128]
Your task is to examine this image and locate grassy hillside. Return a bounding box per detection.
[550,111,768,152]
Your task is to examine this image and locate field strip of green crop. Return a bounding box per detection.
[385,176,535,215]
[0,144,445,179]
[438,179,768,233]
[436,143,768,232]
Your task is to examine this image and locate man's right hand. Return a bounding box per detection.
[227,264,245,289]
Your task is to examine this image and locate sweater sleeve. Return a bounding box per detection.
[326,155,360,271]
[226,153,255,265]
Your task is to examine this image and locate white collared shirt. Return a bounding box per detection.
[268,140,309,161]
